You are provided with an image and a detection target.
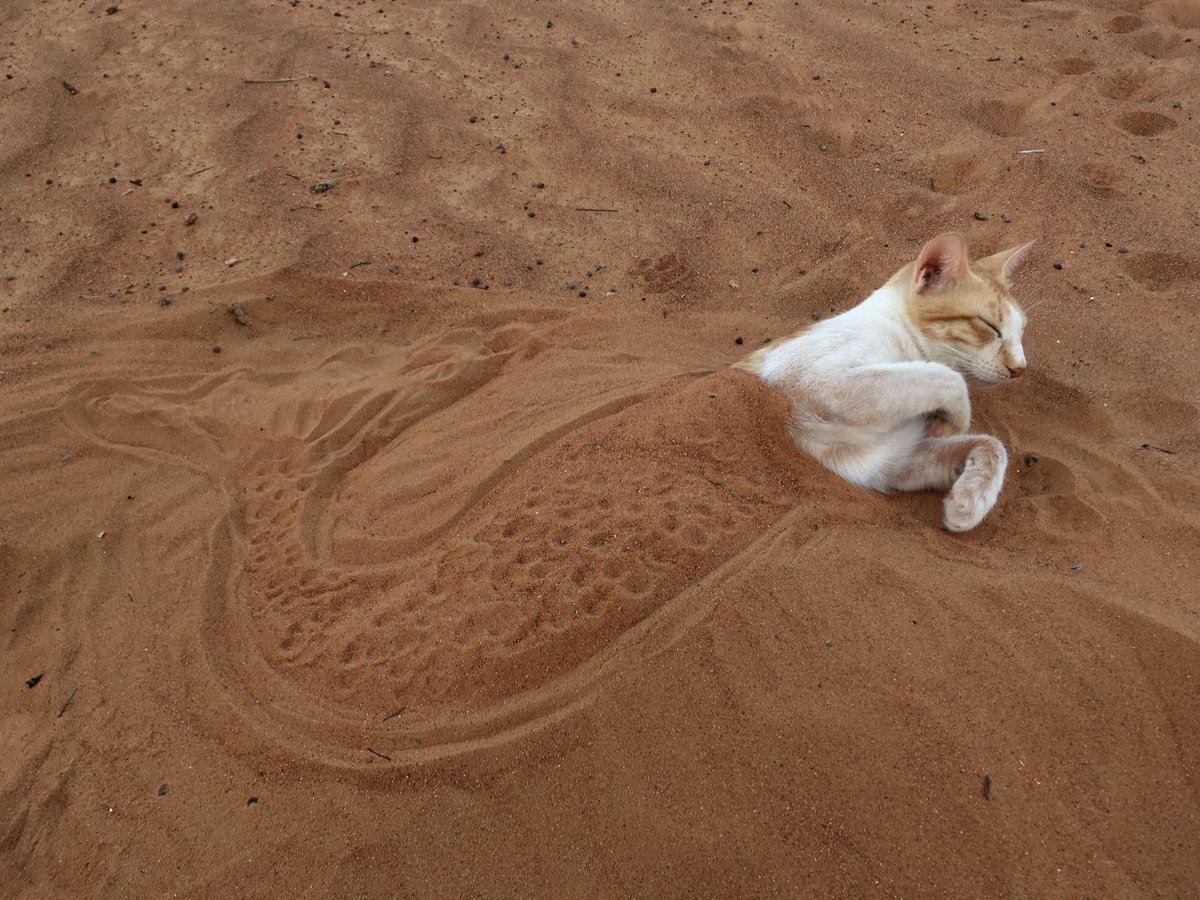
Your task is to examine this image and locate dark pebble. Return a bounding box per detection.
[175,266,183,273]
[734,336,744,345]
[535,258,543,265]
[527,211,535,218]
[578,291,587,297]
[108,176,117,184]
[247,796,259,806]
[1070,564,1084,572]
[158,784,170,797]
[812,73,821,80]
[1104,241,1113,248]
[184,213,197,226]
[799,268,807,275]
[818,143,829,152]
[1118,247,1128,254]
[411,236,419,243]
[567,281,576,290]
[26,672,44,688]
[650,87,657,93]
[811,312,821,321]
[973,211,988,221]
[546,20,553,27]
[160,297,172,306]
[170,201,179,209]
[1001,215,1012,223]
[1053,263,1063,270]
[212,345,221,353]
[534,182,545,189]
[1024,454,1039,466]
[176,251,185,259]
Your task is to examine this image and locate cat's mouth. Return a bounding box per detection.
[964,370,1013,388]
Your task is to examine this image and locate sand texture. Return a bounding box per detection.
[2,0,1199,896]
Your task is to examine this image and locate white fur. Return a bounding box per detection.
[750,279,1022,530]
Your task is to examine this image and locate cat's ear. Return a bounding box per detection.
[913,232,970,293]
[975,240,1035,284]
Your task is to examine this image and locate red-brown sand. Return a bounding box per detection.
[2,0,1199,896]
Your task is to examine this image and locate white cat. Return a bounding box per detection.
[737,232,1033,531]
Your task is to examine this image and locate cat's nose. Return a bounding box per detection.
[1007,364,1026,378]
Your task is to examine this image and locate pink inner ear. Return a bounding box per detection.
[914,233,969,292]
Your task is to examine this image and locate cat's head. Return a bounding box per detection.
[898,232,1034,386]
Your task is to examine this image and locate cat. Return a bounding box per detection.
[736,232,1033,532]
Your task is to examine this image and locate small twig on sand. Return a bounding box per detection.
[1016,149,1045,155]
[57,687,78,718]
[188,165,214,177]
[382,706,406,720]
[1140,443,1175,454]
[349,259,372,269]
[575,207,619,213]
[61,80,80,95]
[332,131,350,137]
[366,747,392,762]
[289,205,325,212]
[243,77,298,84]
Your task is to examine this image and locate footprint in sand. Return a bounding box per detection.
[1117,110,1178,136]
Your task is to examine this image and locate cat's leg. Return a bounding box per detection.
[814,362,972,434]
[891,434,1008,532]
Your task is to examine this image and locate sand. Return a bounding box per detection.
[2,0,1199,896]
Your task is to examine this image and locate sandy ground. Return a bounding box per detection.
[2,0,1199,896]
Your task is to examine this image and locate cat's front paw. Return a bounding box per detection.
[942,438,1007,532]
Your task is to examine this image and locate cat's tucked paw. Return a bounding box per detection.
[943,438,1007,532]
[933,388,971,436]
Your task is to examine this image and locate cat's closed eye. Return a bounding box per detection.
[978,317,1002,339]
